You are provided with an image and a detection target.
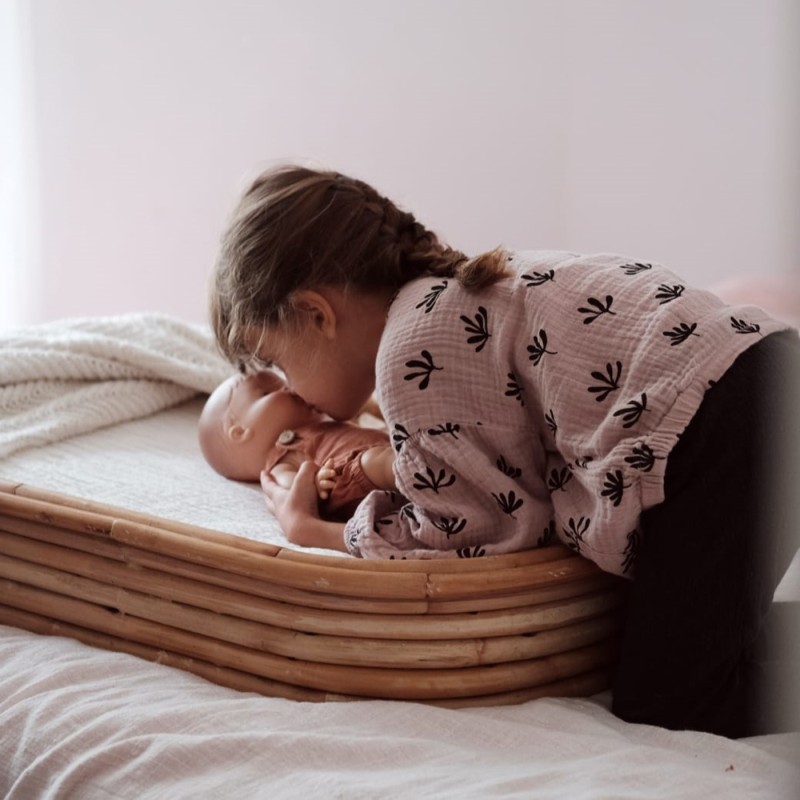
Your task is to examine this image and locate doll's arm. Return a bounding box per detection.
[359,445,396,490]
[315,446,395,501]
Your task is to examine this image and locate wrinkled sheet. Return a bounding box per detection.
[0,625,797,799]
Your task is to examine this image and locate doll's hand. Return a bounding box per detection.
[315,458,337,500]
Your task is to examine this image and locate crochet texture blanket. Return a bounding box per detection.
[0,313,233,459]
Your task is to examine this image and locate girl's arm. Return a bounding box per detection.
[260,461,348,552]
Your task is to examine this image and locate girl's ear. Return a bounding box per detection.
[290,290,338,339]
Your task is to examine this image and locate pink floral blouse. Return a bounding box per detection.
[344,251,791,576]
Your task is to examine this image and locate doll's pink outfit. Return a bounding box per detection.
[264,421,389,518]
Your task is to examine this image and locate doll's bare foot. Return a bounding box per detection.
[315,458,337,500]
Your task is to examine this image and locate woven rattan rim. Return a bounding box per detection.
[0,480,626,704]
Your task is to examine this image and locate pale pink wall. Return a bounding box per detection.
[6,0,798,327]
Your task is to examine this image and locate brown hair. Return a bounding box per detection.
[211,164,510,366]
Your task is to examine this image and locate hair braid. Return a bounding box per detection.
[211,164,511,366]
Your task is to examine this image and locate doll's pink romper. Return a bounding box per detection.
[264,421,390,518]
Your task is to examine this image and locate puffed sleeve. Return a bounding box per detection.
[343,424,552,559]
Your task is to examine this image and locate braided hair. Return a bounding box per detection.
[211,164,510,366]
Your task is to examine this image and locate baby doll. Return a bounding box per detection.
[198,370,395,520]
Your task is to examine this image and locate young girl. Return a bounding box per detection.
[198,370,394,524]
[210,164,799,738]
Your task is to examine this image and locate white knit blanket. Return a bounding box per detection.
[0,313,234,459]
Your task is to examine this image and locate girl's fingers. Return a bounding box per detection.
[260,469,275,493]
[295,460,319,483]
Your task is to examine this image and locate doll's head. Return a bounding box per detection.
[198,370,322,481]
[210,164,509,372]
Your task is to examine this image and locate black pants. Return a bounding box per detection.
[612,330,800,738]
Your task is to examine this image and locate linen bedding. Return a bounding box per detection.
[0,308,798,798]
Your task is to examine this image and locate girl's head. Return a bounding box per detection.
[198,370,322,481]
[211,165,509,359]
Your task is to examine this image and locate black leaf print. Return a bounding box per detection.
[624,443,663,473]
[404,350,443,390]
[505,372,524,406]
[622,529,640,574]
[578,295,616,324]
[544,409,557,435]
[427,422,460,439]
[415,281,448,313]
[412,466,456,493]
[460,306,491,352]
[457,545,486,559]
[347,529,361,549]
[548,467,573,492]
[522,270,555,287]
[537,520,556,548]
[612,393,648,429]
[655,284,685,304]
[527,329,557,366]
[491,490,524,518]
[730,317,762,335]
[663,322,699,346]
[432,516,467,538]
[496,455,522,479]
[601,470,630,507]
[563,517,590,552]
[574,456,593,469]
[392,423,410,453]
[373,513,397,534]
[620,262,652,276]
[588,361,622,402]
[401,504,417,523]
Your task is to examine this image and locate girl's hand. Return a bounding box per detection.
[261,461,321,543]
[261,461,348,551]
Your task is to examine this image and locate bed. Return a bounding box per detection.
[0,311,798,798]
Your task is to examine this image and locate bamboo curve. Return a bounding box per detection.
[0,482,627,705]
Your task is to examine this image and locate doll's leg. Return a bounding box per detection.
[612,331,800,737]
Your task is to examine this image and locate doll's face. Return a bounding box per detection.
[199,370,322,480]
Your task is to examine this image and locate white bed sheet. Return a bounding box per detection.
[1,625,797,800]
